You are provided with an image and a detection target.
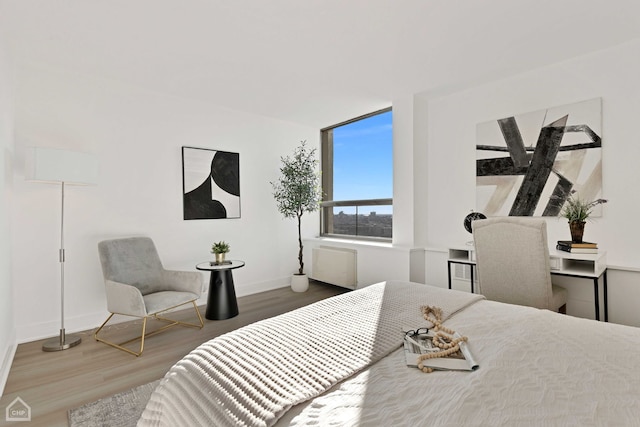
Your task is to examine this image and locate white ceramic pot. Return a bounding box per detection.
[291,274,309,292]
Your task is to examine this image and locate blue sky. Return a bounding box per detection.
[332,110,393,210]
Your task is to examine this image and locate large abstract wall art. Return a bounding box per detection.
[476,98,602,217]
[182,146,240,220]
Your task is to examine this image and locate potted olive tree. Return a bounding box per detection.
[271,141,322,292]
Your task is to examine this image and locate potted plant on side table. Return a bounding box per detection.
[211,241,230,264]
[271,141,322,292]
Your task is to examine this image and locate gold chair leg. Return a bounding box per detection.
[193,301,205,328]
[155,301,204,329]
[94,314,147,357]
[94,301,204,357]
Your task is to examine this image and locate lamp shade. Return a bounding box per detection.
[25,147,98,185]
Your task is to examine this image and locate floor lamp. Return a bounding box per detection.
[25,147,98,352]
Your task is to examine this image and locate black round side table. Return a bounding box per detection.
[196,260,245,320]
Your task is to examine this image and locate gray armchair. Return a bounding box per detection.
[95,237,204,356]
[472,217,568,313]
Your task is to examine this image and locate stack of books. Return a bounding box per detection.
[556,240,598,254]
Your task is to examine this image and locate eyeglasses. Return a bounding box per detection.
[405,327,429,337]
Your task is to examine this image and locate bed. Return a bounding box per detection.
[138,280,640,426]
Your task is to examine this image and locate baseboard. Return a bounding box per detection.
[198,276,290,300]
[16,277,291,344]
[234,276,290,298]
[16,311,106,344]
[0,327,17,397]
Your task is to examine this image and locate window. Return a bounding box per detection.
[320,108,392,239]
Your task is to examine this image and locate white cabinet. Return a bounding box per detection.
[448,245,606,278]
[548,249,606,277]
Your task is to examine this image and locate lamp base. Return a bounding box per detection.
[42,329,82,352]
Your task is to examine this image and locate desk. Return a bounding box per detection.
[196,260,245,320]
[447,247,608,321]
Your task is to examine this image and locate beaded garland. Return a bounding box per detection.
[416,305,468,374]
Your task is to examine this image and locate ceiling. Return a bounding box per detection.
[1,0,640,128]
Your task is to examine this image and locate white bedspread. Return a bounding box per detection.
[138,281,483,427]
[140,280,640,426]
[277,298,640,426]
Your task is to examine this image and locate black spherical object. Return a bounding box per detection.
[464,212,487,234]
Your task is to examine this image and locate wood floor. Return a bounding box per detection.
[0,281,349,427]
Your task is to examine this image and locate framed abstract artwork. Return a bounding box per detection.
[182,146,240,220]
[476,98,602,217]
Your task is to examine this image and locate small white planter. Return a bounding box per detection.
[291,274,309,292]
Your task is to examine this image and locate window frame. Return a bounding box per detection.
[320,107,393,241]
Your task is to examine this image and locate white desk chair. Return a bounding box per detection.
[472,217,568,313]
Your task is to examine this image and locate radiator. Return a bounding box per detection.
[311,246,357,289]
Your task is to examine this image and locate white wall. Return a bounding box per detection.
[10,64,319,342]
[391,94,415,247]
[9,33,640,349]
[0,38,16,394]
[420,39,640,326]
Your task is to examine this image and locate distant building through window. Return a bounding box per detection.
[320,107,392,239]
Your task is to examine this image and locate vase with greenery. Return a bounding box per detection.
[560,193,608,243]
[211,241,230,264]
[271,141,322,290]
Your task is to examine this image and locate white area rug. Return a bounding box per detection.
[68,379,160,427]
